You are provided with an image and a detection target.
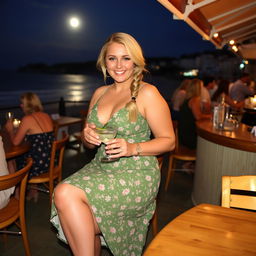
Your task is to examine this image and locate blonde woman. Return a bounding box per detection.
[51,32,175,256]
[171,79,191,120]
[5,92,54,201]
[178,78,211,149]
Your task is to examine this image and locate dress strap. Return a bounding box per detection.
[31,114,45,133]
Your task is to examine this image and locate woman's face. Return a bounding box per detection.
[105,42,134,84]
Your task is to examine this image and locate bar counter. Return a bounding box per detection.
[192,119,256,205]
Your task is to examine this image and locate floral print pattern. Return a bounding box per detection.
[50,104,160,256]
[17,132,54,179]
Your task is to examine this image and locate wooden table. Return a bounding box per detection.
[52,116,83,138]
[144,204,256,256]
[53,116,83,128]
[192,119,256,205]
[0,130,30,159]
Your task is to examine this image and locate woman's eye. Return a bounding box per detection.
[108,57,115,61]
[124,57,131,61]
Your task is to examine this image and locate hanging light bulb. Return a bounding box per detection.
[229,40,235,45]
[213,32,219,38]
[232,45,238,52]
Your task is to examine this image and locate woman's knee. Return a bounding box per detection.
[54,183,74,209]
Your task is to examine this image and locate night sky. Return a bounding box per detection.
[0,0,215,70]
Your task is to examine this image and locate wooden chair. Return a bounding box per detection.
[151,155,164,237]
[221,175,256,210]
[164,121,196,191]
[72,109,88,152]
[0,158,33,256]
[28,135,69,207]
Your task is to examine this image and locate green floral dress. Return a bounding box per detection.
[50,103,160,256]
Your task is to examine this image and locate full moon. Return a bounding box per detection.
[69,17,80,29]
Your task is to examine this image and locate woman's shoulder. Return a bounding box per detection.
[139,83,168,109]
[88,85,110,110]
[92,85,109,100]
[139,82,159,97]
[189,96,200,104]
[27,112,50,119]
[21,114,33,122]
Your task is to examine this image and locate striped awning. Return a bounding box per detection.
[157,0,256,59]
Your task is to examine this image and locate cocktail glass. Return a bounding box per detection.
[94,127,118,163]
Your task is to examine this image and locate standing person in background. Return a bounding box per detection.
[0,136,15,209]
[203,76,218,98]
[51,32,175,256]
[200,76,216,114]
[171,79,191,121]
[5,92,54,202]
[230,73,254,101]
[179,78,211,150]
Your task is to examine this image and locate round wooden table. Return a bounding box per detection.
[144,204,256,256]
[0,131,30,159]
[192,120,256,205]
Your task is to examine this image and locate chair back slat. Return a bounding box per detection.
[222,175,256,210]
[49,135,69,181]
[230,176,256,191]
[230,195,256,211]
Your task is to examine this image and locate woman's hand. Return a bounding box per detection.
[83,123,101,146]
[105,138,134,158]
[5,119,14,134]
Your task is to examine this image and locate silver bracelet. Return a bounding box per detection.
[136,143,142,156]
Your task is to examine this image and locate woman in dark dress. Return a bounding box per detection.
[179,78,211,149]
[5,92,54,201]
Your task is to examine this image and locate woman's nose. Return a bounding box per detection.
[116,59,122,68]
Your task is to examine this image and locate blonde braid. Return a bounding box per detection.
[125,67,143,122]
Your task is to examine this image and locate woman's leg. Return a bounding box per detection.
[54,183,101,256]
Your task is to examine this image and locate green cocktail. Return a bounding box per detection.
[94,127,117,162]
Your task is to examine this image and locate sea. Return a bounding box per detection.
[0,70,180,123]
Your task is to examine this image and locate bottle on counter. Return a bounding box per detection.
[216,95,225,129]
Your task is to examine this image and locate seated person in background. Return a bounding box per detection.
[200,76,215,114]
[179,78,211,150]
[171,79,191,121]
[5,92,54,202]
[0,136,15,209]
[212,79,244,110]
[230,73,254,101]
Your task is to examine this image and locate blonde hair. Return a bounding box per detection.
[186,78,202,99]
[171,79,191,103]
[96,32,147,122]
[20,92,43,114]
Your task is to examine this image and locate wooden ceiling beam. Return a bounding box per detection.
[222,23,256,39]
[208,2,256,22]
[184,0,217,19]
[167,0,187,13]
[216,14,256,32]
